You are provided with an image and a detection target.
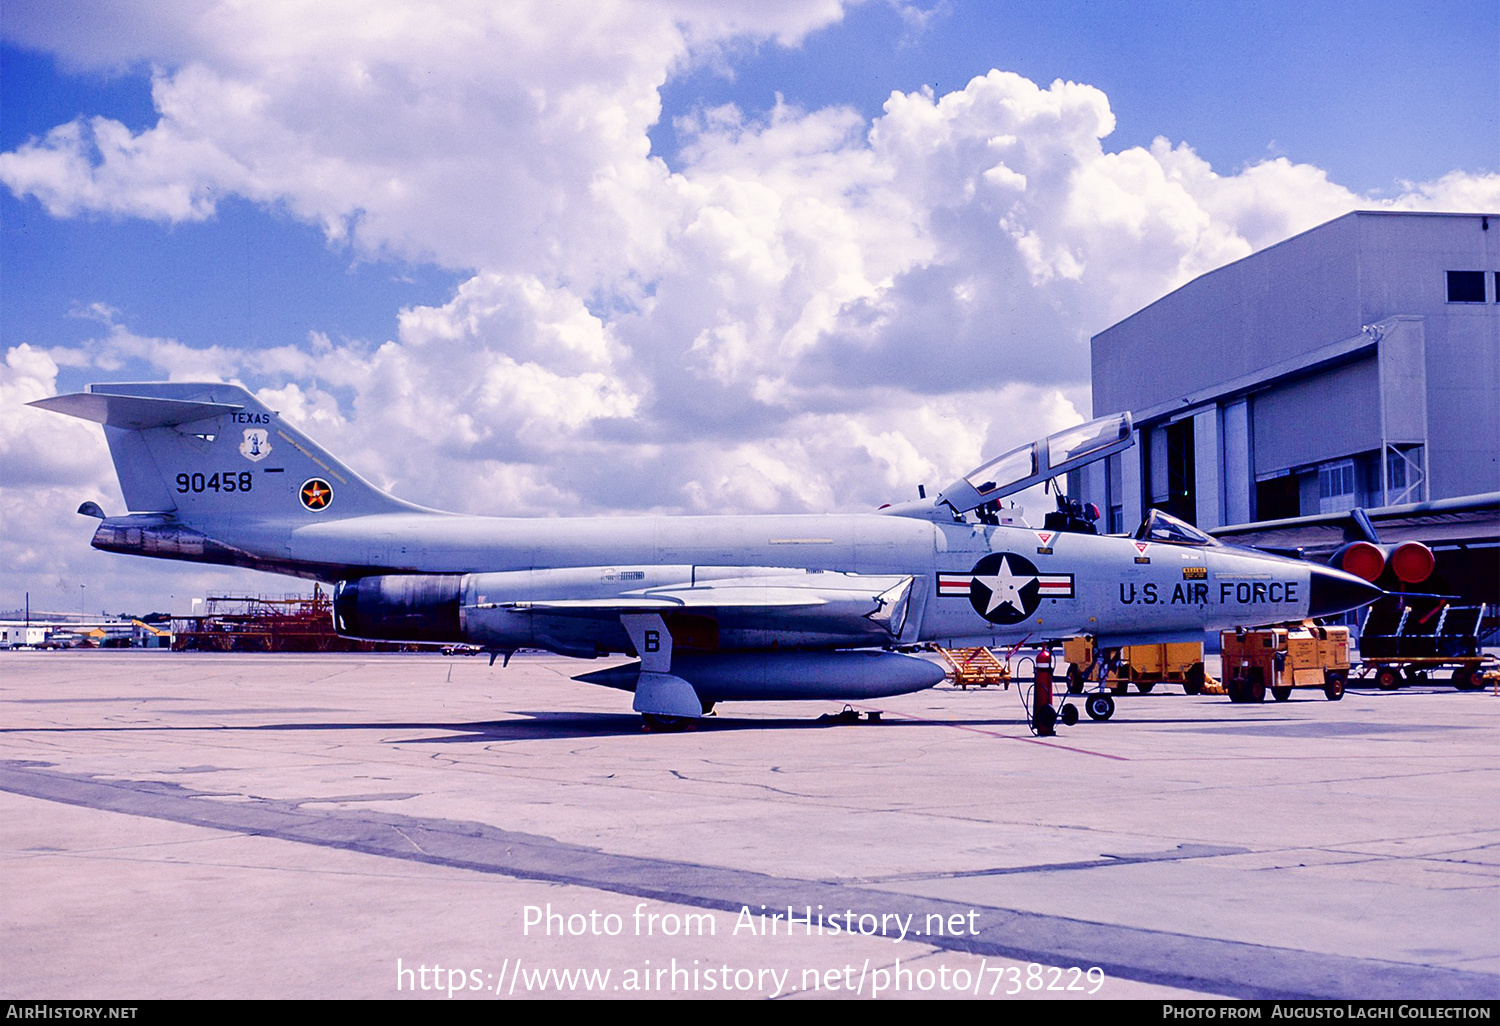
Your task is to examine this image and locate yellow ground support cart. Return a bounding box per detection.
[936,647,1011,689]
[1220,624,1351,702]
[1062,638,1211,695]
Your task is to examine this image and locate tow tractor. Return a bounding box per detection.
[1220,624,1351,702]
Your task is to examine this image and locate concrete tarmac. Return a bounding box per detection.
[1,650,1496,1001]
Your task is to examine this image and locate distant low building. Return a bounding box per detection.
[0,625,49,647]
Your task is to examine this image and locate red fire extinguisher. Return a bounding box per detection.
[1034,646,1056,736]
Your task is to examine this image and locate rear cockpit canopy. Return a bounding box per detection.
[936,412,1133,517]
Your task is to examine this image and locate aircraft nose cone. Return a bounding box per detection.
[1307,564,1384,618]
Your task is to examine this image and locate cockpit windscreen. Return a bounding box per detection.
[1133,508,1221,547]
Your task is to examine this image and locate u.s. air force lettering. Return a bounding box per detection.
[1118,577,1300,605]
[937,553,1075,625]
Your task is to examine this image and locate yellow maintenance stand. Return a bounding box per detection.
[936,647,1011,690]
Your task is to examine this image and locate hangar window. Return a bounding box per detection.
[1446,270,1486,303]
[1318,459,1357,514]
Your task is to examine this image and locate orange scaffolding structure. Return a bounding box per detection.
[170,586,417,652]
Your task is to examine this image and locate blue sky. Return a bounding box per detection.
[1,0,1496,613]
[5,2,1496,366]
[654,1,1499,190]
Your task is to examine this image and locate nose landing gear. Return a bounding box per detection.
[1083,693,1116,721]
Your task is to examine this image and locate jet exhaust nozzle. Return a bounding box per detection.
[1329,539,1435,585]
[334,574,464,642]
[1387,541,1436,584]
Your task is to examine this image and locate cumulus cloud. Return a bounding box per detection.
[3,1,1498,610]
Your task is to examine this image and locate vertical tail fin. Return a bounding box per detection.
[29,382,414,521]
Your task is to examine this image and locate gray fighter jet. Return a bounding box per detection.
[33,382,1382,725]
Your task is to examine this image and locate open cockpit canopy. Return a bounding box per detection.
[937,412,1133,516]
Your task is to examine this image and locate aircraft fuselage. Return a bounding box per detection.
[94,507,1352,654]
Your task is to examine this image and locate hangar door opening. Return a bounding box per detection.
[1147,419,1197,525]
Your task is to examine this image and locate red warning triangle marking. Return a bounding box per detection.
[1134,542,1149,554]
[1036,532,1053,546]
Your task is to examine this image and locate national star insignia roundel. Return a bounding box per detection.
[299,477,333,512]
[967,551,1043,625]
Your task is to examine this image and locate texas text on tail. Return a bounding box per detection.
[33,382,1386,726]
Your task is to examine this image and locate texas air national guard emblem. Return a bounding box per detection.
[299,478,333,512]
[937,552,1076,625]
[239,428,271,462]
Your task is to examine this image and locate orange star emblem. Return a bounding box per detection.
[300,478,332,511]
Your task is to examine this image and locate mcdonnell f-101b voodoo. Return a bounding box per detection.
[33,382,1384,726]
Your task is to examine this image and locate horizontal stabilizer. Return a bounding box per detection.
[29,392,243,429]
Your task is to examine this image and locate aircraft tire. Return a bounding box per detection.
[1375,667,1400,691]
[1084,694,1115,721]
[1323,671,1346,701]
[1271,686,1292,702]
[642,714,693,732]
[1059,704,1079,726]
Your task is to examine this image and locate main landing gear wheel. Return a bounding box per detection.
[1271,685,1292,702]
[1059,704,1080,726]
[1084,693,1115,721]
[1066,666,1086,694]
[641,714,693,732]
[1375,667,1400,691]
[1323,670,1346,701]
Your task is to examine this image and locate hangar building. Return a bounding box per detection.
[1080,210,1498,534]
